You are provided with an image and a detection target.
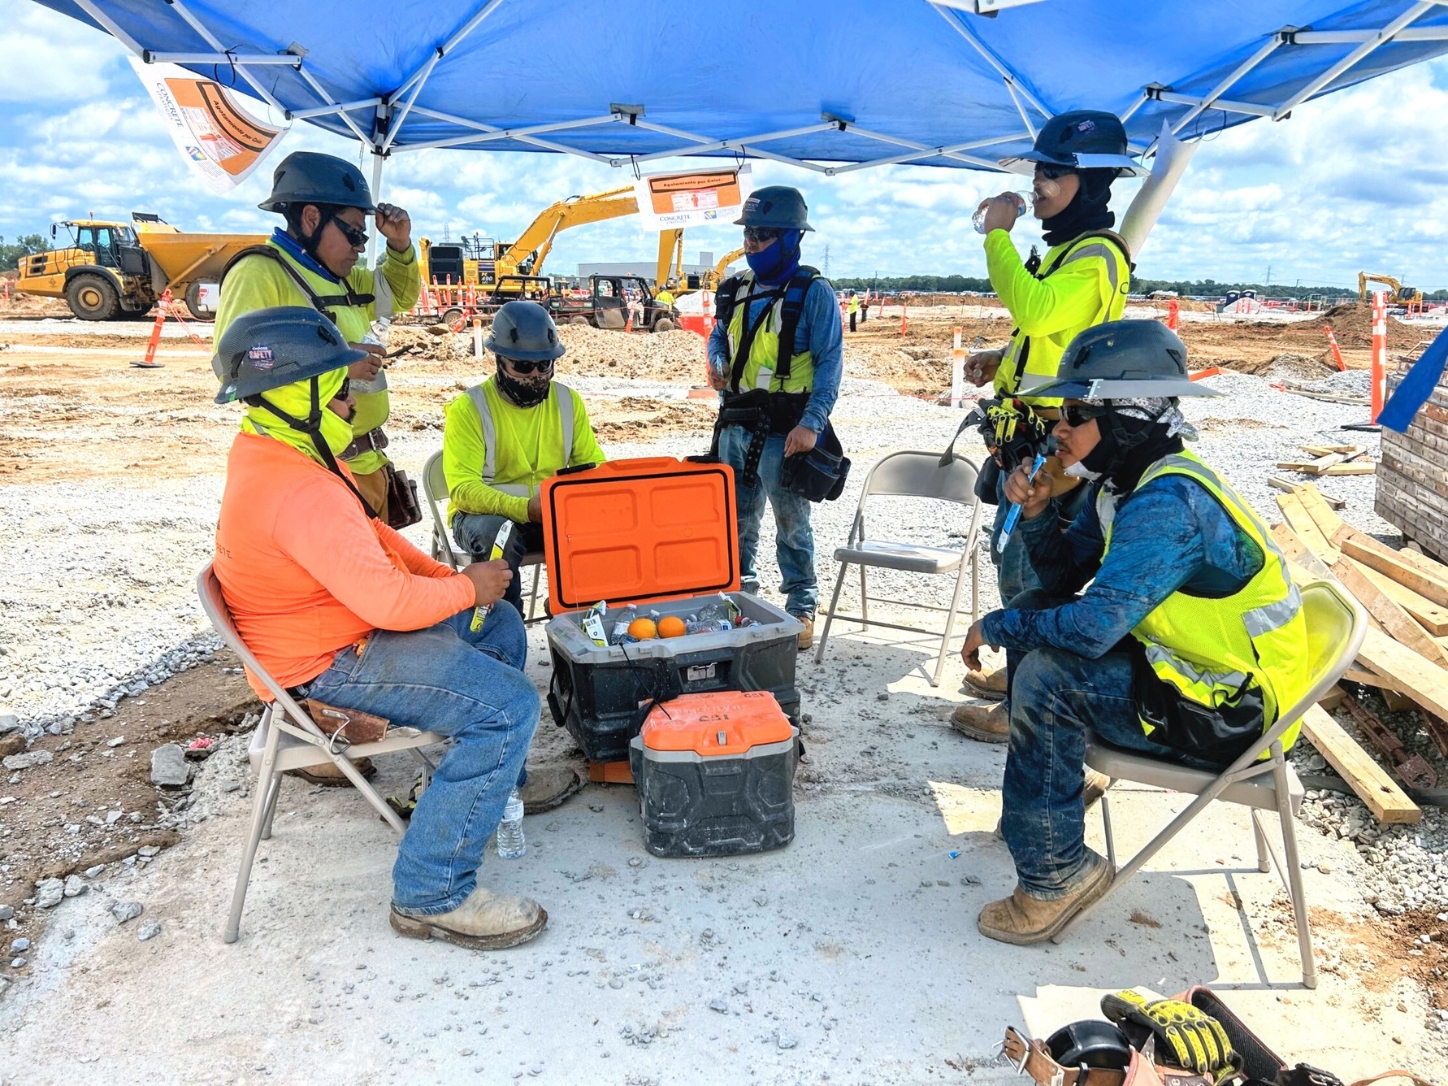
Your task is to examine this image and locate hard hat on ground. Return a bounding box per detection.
[258,151,377,213]
[735,186,814,231]
[214,307,368,405]
[1029,320,1222,401]
[485,300,566,362]
[999,111,1147,178]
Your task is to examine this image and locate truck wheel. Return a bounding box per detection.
[569,316,589,326]
[66,274,120,321]
[653,318,675,332]
[185,282,216,322]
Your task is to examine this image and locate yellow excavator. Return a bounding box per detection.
[1358,271,1423,309]
[655,236,744,296]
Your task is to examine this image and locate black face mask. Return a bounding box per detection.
[1083,410,1184,495]
[495,362,551,407]
[1041,168,1117,247]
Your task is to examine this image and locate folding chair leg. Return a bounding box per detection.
[932,558,971,687]
[1271,741,1317,988]
[225,721,280,944]
[859,565,869,628]
[1251,810,1271,874]
[260,773,282,841]
[1100,794,1117,868]
[325,749,409,833]
[527,564,541,622]
[970,545,979,624]
[815,561,850,665]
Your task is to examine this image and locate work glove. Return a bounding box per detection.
[1101,990,1241,1083]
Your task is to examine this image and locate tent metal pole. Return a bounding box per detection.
[729,146,833,173]
[1119,91,1151,123]
[396,113,618,154]
[930,3,1056,118]
[1297,26,1448,43]
[392,0,510,101]
[381,50,442,153]
[1003,78,1037,139]
[1152,90,1276,119]
[293,68,370,144]
[840,123,1001,169]
[144,52,300,66]
[1170,33,1284,135]
[630,122,839,164]
[1274,1,1435,119]
[368,152,384,267]
[287,98,384,122]
[163,0,285,112]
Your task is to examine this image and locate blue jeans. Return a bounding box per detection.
[1000,590,1226,900]
[717,425,817,617]
[295,605,539,914]
[989,470,1090,603]
[452,512,544,618]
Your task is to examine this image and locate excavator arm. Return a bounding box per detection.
[499,185,640,278]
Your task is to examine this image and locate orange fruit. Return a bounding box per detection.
[627,617,658,640]
[657,615,687,638]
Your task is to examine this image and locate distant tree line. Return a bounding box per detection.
[831,272,1448,302]
[0,235,48,272]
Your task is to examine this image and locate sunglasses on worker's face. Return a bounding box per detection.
[1061,403,1110,427]
[499,355,554,375]
[1035,164,1076,181]
[743,227,781,244]
[329,214,369,248]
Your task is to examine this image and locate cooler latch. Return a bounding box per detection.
[717,730,727,746]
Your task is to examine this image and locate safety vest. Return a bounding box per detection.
[847,295,859,313]
[1103,450,1313,753]
[718,268,822,395]
[996,230,1131,406]
[464,379,576,497]
[656,290,674,306]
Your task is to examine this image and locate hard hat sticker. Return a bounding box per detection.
[247,345,275,370]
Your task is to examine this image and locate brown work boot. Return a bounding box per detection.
[286,756,376,787]
[390,886,548,951]
[520,765,586,815]
[962,666,1008,701]
[994,770,1112,840]
[977,849,1113,945]
[950,699,1009,744]
[795,613,815,651]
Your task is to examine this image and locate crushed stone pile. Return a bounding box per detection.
[1231,351,1338,379]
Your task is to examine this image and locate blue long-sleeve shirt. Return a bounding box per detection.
[980,473,1266,657]
[707,276,843,433]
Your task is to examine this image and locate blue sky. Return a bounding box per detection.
[4,0,1448,289]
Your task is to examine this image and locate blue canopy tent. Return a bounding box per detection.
[34,0,1448,180]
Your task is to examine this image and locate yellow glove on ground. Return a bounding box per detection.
[1101,990,1239,1082]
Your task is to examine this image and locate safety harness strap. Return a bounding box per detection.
[221,245,377,321]
[245,381,378,519]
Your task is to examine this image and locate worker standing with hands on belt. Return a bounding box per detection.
[707,186,844,651]
[216,151,420,524]
[951,111,1142,744]
[959,321,1311,944]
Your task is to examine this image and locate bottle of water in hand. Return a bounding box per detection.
[972,192,1031,234]
[496,788,526,859]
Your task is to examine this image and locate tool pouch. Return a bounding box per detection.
[299,699,390,746]
[384,465,423,530]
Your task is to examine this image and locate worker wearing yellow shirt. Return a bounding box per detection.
[952,110,1142,743]
[216,151,420,524]
[444,301,605,616]
[656,283,676,307]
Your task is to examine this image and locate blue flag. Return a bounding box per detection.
[1379,324,1448,433]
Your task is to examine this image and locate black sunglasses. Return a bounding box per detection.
[1061,403,1110,427]
[1035,164,1076,181]
[742,227,781,243]
[498,355,554,375]
[336,376,351,399]
[328,214,369,248]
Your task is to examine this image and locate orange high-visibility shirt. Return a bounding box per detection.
[214,433,475,699]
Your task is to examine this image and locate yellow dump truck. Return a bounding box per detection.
[16,213,265,320]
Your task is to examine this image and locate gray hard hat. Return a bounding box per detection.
[258,151,376,213]
[999,110,1147,178]
[213,307,368,404]
[734,185,814,231]
[485,300,566,362]
[1029,320,1223,400]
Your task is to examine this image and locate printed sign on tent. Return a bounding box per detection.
[128,58,286,194]
[632,167,747,230]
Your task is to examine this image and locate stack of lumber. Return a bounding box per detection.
[1275,443,1376,477]
[1275,482,1448,825]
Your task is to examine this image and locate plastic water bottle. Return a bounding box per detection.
[496,788,526,859]
[611,604,637,644]
[972,192,1031,234]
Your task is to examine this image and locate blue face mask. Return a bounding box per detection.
[745,231,802,285]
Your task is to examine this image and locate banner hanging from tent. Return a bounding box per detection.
[632,167,748,231]
[127,58,286,194]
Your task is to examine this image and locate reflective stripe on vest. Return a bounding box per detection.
[464,381,575,498]
[1104,449,1313,750]
[997,233,1130,402]
[725,273,814,394]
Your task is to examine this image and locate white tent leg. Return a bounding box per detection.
[369,152,385,267]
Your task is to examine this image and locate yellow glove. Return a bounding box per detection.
[1101,991,1239,1082]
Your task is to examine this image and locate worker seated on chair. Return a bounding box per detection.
[444,300,604,617]
[213,307,549,951]
[957,321,1313,946]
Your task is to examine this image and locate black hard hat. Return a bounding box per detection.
[485,300,566,362]
[1047,1021,1132,1071]
[734,185,814,231]
[258,151,376,213]
[780,426,850,502]
[1030,319,1223,400]
[1000,110,1146,178]
[213,306,368,405]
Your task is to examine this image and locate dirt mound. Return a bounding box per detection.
[1319,300,1417,350]
[388,324,708,382]
[1230,351,1337,379]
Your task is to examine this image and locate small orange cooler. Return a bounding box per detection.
[541,457,804,763]
[628,691,798,857]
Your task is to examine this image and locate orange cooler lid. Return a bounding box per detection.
[641,691,793,757]
[541,457,740,613]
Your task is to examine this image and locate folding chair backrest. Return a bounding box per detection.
[860,450,980,507]
[1261,579,1366,747]
[421,450,458,569]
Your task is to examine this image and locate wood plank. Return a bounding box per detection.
[1302,444,1358,456]
[1301,705,1420,824]
[1317,686,1347,711]
[1334,527,1448,606]
[1323,462,1375,476]
[1343,667,1400,690]
[1307,453,1347,474]
[1276,494,1339,563]
[1296,484,1345,538]
[1357,625,1448,721]
[1352,561,1448,636]
[1398,547,1448,581]
[1329,557,1448,668]
[1271,522,1337,582]
[1382,687,1419,713]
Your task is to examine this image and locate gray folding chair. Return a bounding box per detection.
[197,564,445,944]
[1057,580,1367,989]
[422,450,547,622]
[814,450,983,686]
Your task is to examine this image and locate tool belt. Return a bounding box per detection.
[341,426,389,461]
[705,389,811,487]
